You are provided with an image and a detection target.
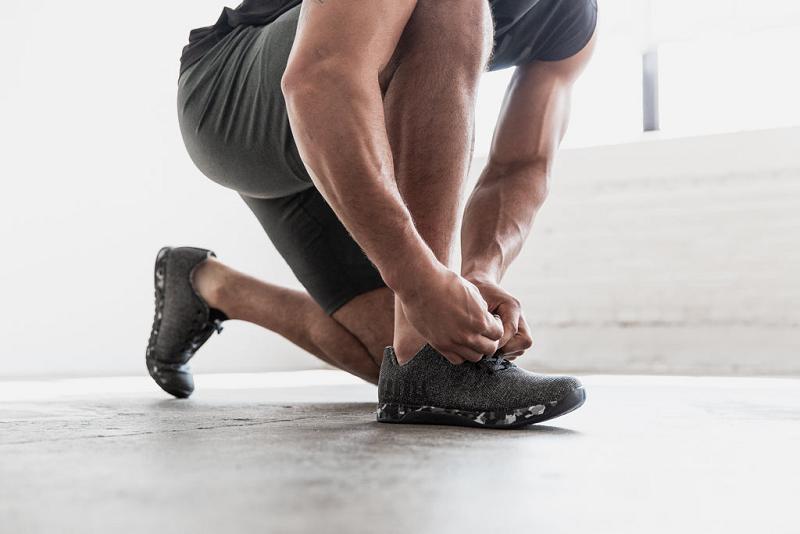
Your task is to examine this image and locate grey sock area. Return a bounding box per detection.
[378,344,581,411]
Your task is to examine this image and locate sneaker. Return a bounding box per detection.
[377,344,585,428]
[145,246,228,398]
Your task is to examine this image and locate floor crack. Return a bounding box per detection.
[0,416,320,446]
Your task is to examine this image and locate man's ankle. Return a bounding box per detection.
[393,332,426,365]
[191,258,234,314]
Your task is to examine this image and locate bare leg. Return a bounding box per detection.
[192,257,392,384]
[383,0,493,363]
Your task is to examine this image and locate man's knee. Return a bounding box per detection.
[399,0,494,81]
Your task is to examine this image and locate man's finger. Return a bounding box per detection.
[453,344,486,363]
[496,303,521,347]
[456,332,498,360]
[481,313,505,341]
[438,349,465,365]
[503,315,533,355]
[518,314,533,348]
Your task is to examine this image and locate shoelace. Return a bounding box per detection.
[476,353,513,374]
[185,318,224,353]
[210,318,224,334]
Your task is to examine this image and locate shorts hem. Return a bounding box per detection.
[322,279,389,316]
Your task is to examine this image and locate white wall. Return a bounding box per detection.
[0,0,321,377]
[1,1,797,377]
[502,127,800,376]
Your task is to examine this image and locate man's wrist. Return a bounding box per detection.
[379,241,443,297]
[461,264,501,286]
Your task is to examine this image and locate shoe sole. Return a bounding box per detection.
[145,246,171,377]
[376,387,586,429]
[145,246,195,399]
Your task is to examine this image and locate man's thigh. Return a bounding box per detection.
[177,6,312,199]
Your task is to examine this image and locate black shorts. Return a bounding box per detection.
[177,6,385,315]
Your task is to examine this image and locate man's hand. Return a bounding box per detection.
[283,0,505,364]
[397,266,504,365]
[466,276,533,359]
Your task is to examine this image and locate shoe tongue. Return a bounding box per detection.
[416,344,511,368]
[415,344,447,362]
[390,344,509,368]
[390,344,447,366]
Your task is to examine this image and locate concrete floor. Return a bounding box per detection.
[1,373,798,534]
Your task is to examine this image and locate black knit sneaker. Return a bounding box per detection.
[377,344,585,429]
[145,246,228,398]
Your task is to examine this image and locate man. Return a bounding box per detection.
[147,0,597,428]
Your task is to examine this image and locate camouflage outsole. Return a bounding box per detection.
[377,387,586,429]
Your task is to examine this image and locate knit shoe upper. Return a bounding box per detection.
[145,246,227,398]
[377,344,585,428]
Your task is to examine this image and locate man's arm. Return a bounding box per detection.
[282,0,429,292]
[460,34,596,355]
[282,0,502,360]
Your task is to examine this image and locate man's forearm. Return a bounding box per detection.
[281,0,437,294]
[283,68,439,294]
[460,161,549,283]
